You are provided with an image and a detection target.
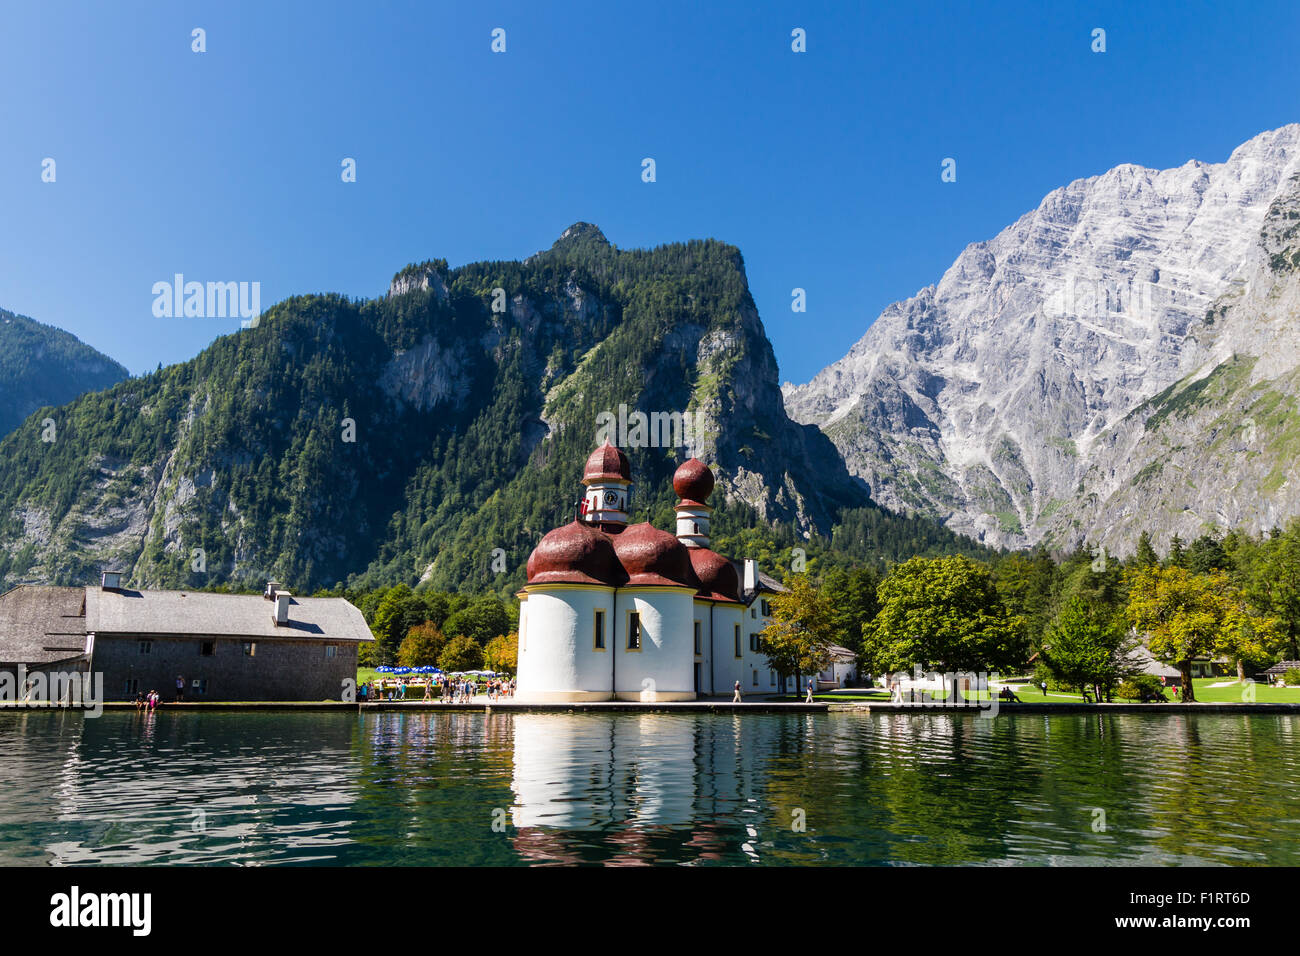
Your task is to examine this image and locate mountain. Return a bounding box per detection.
[784,124,1300,555]
[0,225,984,594]
[0,308,129,437]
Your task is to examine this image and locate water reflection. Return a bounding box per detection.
[0,711,1296,866]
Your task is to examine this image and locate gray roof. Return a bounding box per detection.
[85,588,373,642]
[1133,642,1181,679]
[1265,660,1300,675]
[729,560,788,601]
[0,586,91,666]
[828,644,856,662]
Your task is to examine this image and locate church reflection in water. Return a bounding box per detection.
[507,712,808,865]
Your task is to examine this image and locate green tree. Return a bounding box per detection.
[1042,596,1137,701]
[369,584,419,665]
[994,550,1058,649]
[758,575,834,691]
[864,555,1026,700]
[1247,520,1300,660]
[820,565,879,661]
[438,634,485,672]
[1134,531,1159,568]
[1127,565,1275,700]
[398,622,447,667]
[1168,534,1186,568]
[484,632,519,675]
[443,596,512,647]
[1185,534,1229,574]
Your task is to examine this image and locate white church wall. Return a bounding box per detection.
[516,586,615,702]
[613,588,695,701]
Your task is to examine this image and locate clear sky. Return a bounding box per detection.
[2,0,1298,381]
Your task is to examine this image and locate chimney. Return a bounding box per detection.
[264,581,281,601]
[273,590,291,626]
[743,559,758,594]
[101,570,122,591]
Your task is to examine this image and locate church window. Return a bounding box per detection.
[594,610,606,650]
[627,611,641,650]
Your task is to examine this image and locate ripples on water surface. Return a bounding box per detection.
[1,710,1297,866]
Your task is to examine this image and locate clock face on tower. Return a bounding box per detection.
[604,491,620,508]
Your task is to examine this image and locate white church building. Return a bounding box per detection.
[516,442,793,702]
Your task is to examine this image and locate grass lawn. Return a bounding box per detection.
[1185,678,1300,703]
[799,679,1300,705]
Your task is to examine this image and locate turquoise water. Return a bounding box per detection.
[1,710,1297,865]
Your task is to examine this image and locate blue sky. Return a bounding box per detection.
[2,0,1297,381]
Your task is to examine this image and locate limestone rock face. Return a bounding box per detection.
[388,264,449,301]
[784,125,1300,553]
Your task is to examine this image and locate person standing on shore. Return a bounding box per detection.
[733,680,742,703]
[175,675,185,702]
[805,679,815,703]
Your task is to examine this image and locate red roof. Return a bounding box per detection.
[525,521,626,587]
[583,440,631,484]
[672,458,715,504]
[525,521,700,589]
[612,522,696,588]
[688,548,742,603]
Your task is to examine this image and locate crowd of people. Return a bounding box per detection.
[361,674,515,703]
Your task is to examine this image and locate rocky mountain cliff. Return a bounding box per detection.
[0,309,128,437]
[784,125,1300,554]
[0,225,977,594]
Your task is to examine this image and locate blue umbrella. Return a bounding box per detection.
[376,666,392,673]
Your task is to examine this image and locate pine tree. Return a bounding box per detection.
[1134,531,1159,568]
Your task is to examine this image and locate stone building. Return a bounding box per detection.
[0,585,94,684]
[0,576,372,701]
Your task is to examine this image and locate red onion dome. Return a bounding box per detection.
[612,522,695,588]
[526,521,624,587]
[688,548,742,603]
[583,440,631,484]
[672,457,715,505]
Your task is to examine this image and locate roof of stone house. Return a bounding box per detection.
[1264,660,1300,675]
[85,588,374,642]
[827,644,856,662]
[0,586,91,665]
[1133,642,1181,679]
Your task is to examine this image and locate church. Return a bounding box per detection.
[516,441,792,702]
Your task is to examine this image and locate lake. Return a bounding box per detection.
[1,710,1297,865]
